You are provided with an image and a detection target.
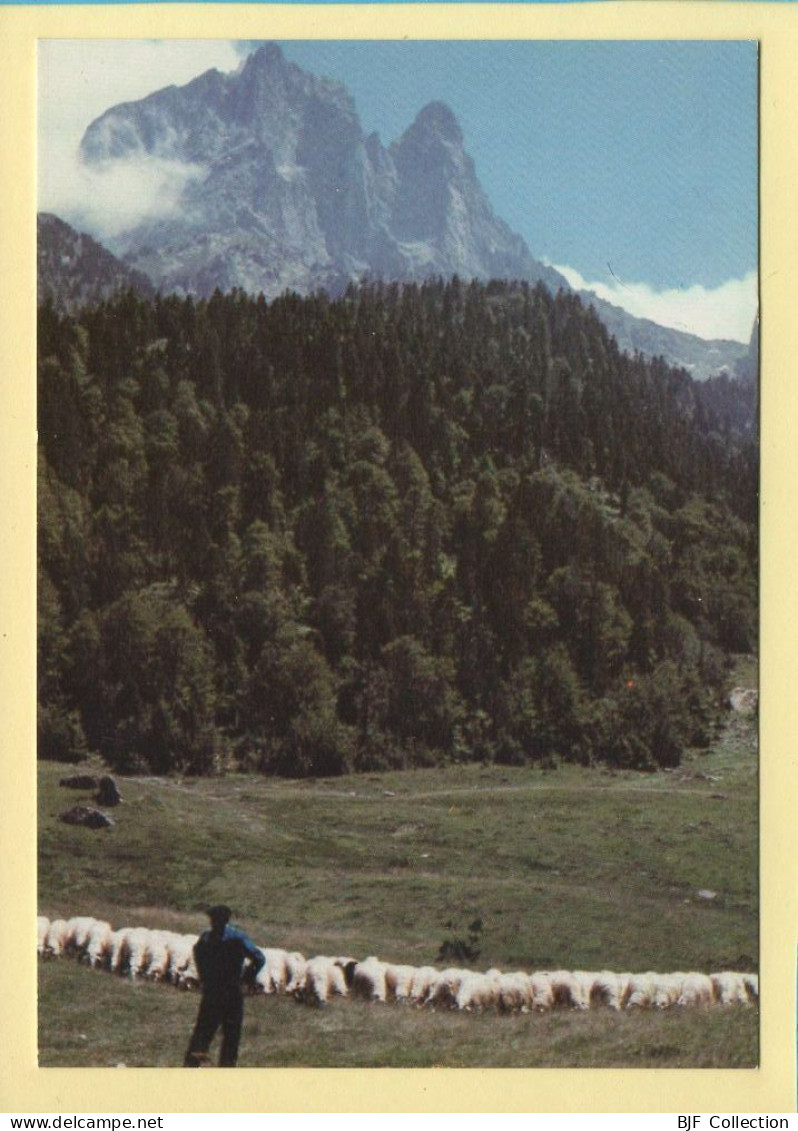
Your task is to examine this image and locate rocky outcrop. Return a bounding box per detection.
[96,776,122,807]
[59,774,100,791]
[734,317,759,384]
[59,805,115,829]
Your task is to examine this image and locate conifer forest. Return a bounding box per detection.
[38,278,758,779]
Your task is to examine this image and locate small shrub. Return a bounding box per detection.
[437,916,483,964]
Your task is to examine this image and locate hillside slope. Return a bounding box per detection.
[37,674,757,1067]
[38,686,757,979]
[37,280,758,778]
[38,212,155,313]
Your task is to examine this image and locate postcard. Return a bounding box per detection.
[1,1,796,1115]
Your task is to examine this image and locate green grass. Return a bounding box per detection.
[38,659,758,1066]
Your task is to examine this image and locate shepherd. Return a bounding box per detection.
[183,905,265,1068]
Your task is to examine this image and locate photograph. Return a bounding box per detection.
[34,36,760,1071]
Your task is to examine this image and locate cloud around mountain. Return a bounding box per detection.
[39,147,207,242]
[551,264,757,345]
[38,39,239,239]
[38,40,754,370]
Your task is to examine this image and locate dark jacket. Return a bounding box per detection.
[193,925,265,997]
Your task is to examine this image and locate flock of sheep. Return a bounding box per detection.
[38,914,758,1014]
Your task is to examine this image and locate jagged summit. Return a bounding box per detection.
[407,101,463,144]
[238,41,352,105]
[78,49,562,302]
[245,41,286,69]
[71,48,749,378]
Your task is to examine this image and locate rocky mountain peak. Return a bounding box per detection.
[78,51,558,301]
[391,101,467,175]
[408,101,463,145]
[244,41,287,71]
[67,49,750,380]
[388,101,482,246]
[237,41,355,119]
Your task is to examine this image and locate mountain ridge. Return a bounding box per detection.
[37,212,155,313]
[61,43,751,378]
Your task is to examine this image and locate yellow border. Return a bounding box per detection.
[1,4,796,1113]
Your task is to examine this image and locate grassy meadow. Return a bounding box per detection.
[38,660,758,1068]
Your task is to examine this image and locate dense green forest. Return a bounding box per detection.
[38,278,757,777]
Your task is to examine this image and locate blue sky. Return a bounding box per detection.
[39,39,758,341]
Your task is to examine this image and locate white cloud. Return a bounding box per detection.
[40,142,207,242]
[38,40,240,240]
[551,263,758,344]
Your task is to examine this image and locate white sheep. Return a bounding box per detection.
[84,921,113,969]
[350,956,389,1003]
[385,964,417,1003]
[107,929,130,974]
[496,971,533,1013]
[284,952,308,995]
[743,973,759,1003]
[168,934,200,989]
[253,948,290,994]
[253,963,277,994]
[589,971,631,1011]
[161,932,190,983]
[548,969,582,1010]
[625,972,659,1009]
[44,918,70,958]
[529,971,555,1012]
[109,926,161,977]
[37,916,50,955]
[143,930,178,982]
[652,972,686,1009]
[677,972,714,1007]
[106,925,139,976]
[456,970,501,1012]
[407,965,439,1005]
[300,956,348,1006]
[425,967,470,1010]
[254,947,305,994]
[124,927,156,979]
[179,954,200,990]
[48,914,763,1023]
[65,916,100,956]
[711,971,749,1006]
[571,971,603,1011]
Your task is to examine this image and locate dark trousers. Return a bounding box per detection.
[184,992,244,1067]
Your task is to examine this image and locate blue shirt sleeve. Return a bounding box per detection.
[244,935,266,973]
[227,926,265,972]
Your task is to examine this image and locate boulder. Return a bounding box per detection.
[96,775,122,806]
[59,774,100,791]
[59,805,115,829]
